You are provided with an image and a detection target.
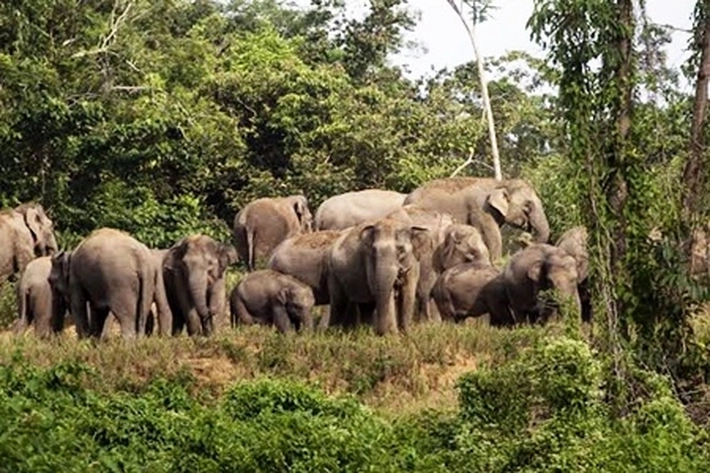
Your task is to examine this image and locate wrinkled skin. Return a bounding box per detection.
[315,189,406,230]
[555,226,591,323]
[386,205,455,323]
[432,224,492,273]
[326,218,429,335]
[267,230,342,306]
[230,269,315,333]
[164,234,238,336]
[404,177,550,263]
[68,228,172,340]
[0,203,58,284]
[431,263,512,325]
[503,243,581,324]
[233,195,313,270]
[13,256,68,338]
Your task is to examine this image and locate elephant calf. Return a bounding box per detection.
[230,270,315,333]
[431,262,511,325]
[13,256,68,338]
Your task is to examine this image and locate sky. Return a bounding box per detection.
[319,0,696,88]
[393,0,696,84]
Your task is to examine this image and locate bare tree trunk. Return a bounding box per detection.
[682,0,710,216]
[446,0,502,180]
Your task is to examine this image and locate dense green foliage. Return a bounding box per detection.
[2,335,709,472]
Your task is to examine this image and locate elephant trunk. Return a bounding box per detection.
[45,232,59,256]
[188,271,211,335]
[530,206,550,243]
[372,253,397,335]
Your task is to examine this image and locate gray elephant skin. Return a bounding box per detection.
[314,189,406,230]
[230,269,315,333]
[404,177,550,262]
[504,243,581,324]
[386,205,455,323]
[0,202,58,284]
[163,234,238,336]
[326,218,429,335]
[67,228,173,340]
[555,225,591,323]
[431,262,511,325]
[13,256,68,338]
[267,229,343,306]
[233,195,313,270]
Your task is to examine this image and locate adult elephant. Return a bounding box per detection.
[325,218,429,335]
[386,205,456,323]
[555,226,591,323]
[67,228,172,340]
[13,256,68,338]
[314,189,406,230]
[503,243,581,324]
[404,177,550,263]
[163,234,238,336]
[267,230,343,306]
[0,202,58,284]
[233,195,313,271]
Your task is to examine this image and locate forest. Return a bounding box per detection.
[3,0,710,470]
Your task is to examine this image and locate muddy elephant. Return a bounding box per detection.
[555,226,591,323]
[233,195,313,270]
[386,205,455,323]
[314,189,406,230]
[267,230,343,306]
[404,177,550,263]
[503,243,581,324]
[0,203,58,284]
[13,256,68,338]
[325,218,429,335]
[431,262,512,325]
[68,228,173,340]
[230,269,315,333]
[163,234,238,336]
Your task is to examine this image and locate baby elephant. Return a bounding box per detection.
[230,270,315,333]
[13,256,68,338]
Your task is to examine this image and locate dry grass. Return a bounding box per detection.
[0,321,549,414]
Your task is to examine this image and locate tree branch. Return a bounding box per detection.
[71,0,134,58]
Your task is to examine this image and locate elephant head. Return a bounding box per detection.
[555,226,589,283]
[436,224,491,271]
[278,285,315,329]
[485,180,550,243]
[170,235,238,336]
[16,203,58,256]
[526,247,581,320]
[359,219,429,334]
[288,195,313,233]
[48,250,72,327]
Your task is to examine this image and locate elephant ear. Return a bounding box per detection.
[165,239,189,270]
[359,224,376,243]
[409,226,430,260]
[527,259,544,283]
[487,188,510,219]
[276,287,292,306]
[22,206,42,242]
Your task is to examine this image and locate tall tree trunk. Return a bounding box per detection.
[682,0,710,216]
[446,0,502,180]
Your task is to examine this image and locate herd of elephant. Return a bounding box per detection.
[5,176,590,340]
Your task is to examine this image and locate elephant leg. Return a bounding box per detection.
[317,305,332,331]
[300,312,314,332]
[397,265,420,333]
[70,287,90,339]
[272,305,293,333]
[50,293,67,335]
[90,306,110,340]
[357,302,375,327]
[325,276,349,328]
[428,300,442,323]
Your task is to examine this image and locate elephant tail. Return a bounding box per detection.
[245,227,256,271]
[136,264,154,337]
[153,263,173,336]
